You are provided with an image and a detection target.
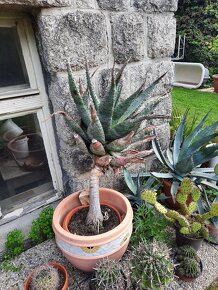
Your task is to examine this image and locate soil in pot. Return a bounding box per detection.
[67,205,120,236]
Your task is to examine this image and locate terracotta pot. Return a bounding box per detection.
[206,223,218,245]
[213,74,218,93]
[52,188,133,272]
[175,259,203,282]
[63,203,122,231]
[24,262,68,290]
[175,226,203,251]
[162,179,192,210]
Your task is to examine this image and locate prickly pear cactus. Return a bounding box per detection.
[141,190,157,205]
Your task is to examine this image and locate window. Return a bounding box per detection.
[0,13,63,222]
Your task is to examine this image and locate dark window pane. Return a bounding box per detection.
[0,27,29,88]
[0,114,53,212]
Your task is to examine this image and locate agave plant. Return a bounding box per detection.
[151,112,218,199]
[123,167,162,206]
[54,61,167,232]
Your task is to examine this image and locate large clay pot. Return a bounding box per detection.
[24,262,68,290]
[175,226,203,251]
[213,74,218,93]
[52,188,133,272]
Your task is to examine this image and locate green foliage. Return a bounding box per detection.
[131,204,171,246]
[93,259,126,290]
[176,245,197,261]
[4,229,24,259]
[176,0,218,76]
[30,264,60,290]
[0,260,21,272]
[130,240,174,290]
[29,207,54,244]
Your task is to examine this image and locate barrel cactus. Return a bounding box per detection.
[141,178,218,239]
[176,245,198,261]
[130,240,174,289]
[53,61,167,232]
[30,264,60,290]
[93,258,126,290]
[176,257,201,278]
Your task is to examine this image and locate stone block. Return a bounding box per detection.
[96,0,130,11]
[0,0,71,7]
[111,12,145,63]
[74,0,97,9]
[155,123,171,150]
[38,11,108,72]
[132,0,178,12]
[147,14,176,59]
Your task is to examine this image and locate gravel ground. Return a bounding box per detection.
[0,239,217,290]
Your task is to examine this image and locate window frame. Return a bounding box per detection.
[0,13,63,224]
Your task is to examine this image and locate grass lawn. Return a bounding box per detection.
[172,87,218,126]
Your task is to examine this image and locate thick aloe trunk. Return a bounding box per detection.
[86,167,104,233]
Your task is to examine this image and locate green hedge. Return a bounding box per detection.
[176,0,218,76]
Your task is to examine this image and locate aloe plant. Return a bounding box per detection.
[151,112,218,199]
[54,61,167,232]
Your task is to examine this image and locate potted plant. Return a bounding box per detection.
[52,62,167,271]
[175,245,202,282]
[141,178,218,250]
[130,240,174,289]
[151,112,218,207]
[90,258,126,290]
[24,262,68,290]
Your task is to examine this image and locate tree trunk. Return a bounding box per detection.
[86,166,104,233]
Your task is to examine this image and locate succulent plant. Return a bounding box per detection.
[141,178,218,239]
[30,264,60,290]
[93,258,126,290]
[176,257,201,278]
[176,245,197,261]
[150,112,218,199]
[130,240,174,289]
[123,167,161,207]
[53,61,167,232]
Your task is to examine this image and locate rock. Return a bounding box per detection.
[96,0,130,11]
[132,0,178,12]
[0,0,70,7]
[111,12,145,63]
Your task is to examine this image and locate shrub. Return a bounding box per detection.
[29,207,54,244]
[5,229,24,259]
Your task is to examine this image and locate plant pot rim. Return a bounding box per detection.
[24,262,68,290]
[63,203,122,233]
[52,187,133,245]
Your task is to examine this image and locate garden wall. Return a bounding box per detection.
[0,0,178,194]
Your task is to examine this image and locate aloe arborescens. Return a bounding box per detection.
[55,62,167,232]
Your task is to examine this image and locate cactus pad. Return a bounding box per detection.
[154,202,168,214]
[178,216,190,228]
[188,202,197,215]
[180,227,190,235]
[141,190,157,205]
[200,226,209,239]
[176,193,188,205]
[180,178,192,195]
[191,187,201,202]
[209,202,218,217]
[191,222,202,233]
[166,210,181,220]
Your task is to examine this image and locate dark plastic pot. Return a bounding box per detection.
[206,223,218,245]
[175,227,203,251]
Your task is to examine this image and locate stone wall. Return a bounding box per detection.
[0,0,177,194]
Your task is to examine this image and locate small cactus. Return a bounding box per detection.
[176,257,201,278]
[191,188,201,202]
[93,258,126,290]
[177,245,197,260]
[130,240,174,289]
[30,264,60,290]
[180,177,192,195]
[141,190,157,205]
[209,203,218,217]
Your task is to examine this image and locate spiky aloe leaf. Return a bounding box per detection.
[67,65,91,127]
[190,172,218,181]
[150,172,174,179]
[107,114,150,141]
[123,167,137,195]
[62,114,89,142]
[171,180,180,198]
[85,62,100,110]
[192,143,218,167]
[114,83,123,108]
[201,180,218,191]
[98,68,116,134]
[172,111,187,164]
[87,106,105,144]
[113,73,166,125]
[174,155,195,174]
[193,167,215,173]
